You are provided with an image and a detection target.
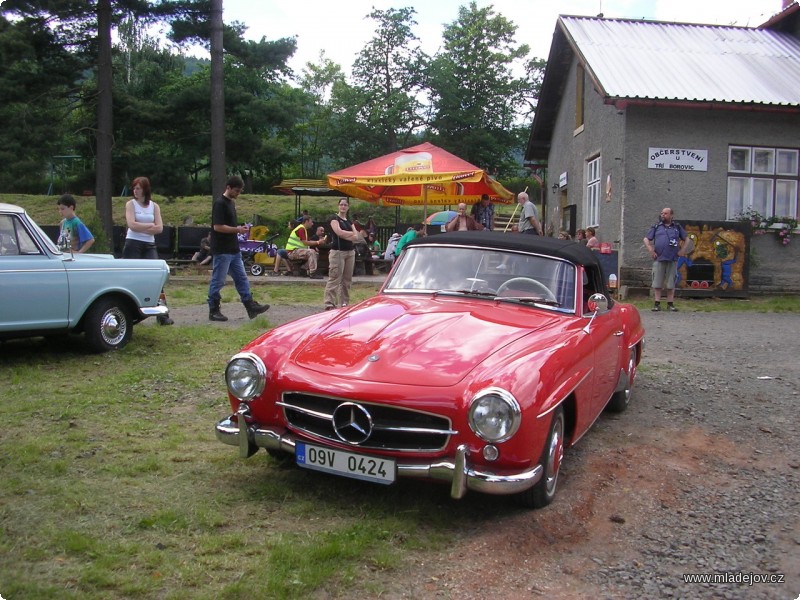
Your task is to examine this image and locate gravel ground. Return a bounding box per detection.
[157,305,800,599]
[391,310,800,600]
[152,301,323,328]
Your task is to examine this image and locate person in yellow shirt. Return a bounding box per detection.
[286,215,324,279]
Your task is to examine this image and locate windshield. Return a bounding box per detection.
[384,245,577,312]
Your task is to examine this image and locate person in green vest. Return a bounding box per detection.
[286,215,324,279]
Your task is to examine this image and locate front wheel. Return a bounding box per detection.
[516,406,564,509]
[84,298,132,352]
[250,263,264,277]
[607,347,637,413]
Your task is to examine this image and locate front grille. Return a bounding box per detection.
[278,392,455,452]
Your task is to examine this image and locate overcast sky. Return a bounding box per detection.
[215,0,785,76]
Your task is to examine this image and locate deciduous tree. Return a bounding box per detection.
[428,1,535,175]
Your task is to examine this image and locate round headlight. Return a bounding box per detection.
[225,352,267,400]
[468,388,521,442]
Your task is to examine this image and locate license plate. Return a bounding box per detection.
[295,442,395,485]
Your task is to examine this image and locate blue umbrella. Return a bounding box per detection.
[424,210,457,225]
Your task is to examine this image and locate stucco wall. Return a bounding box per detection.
[619,106,800,294]
[545,60,625,241]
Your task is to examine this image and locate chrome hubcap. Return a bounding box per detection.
[100,309,126,345]
[545,415,564,495]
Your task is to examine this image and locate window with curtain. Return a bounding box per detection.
[727,146,798,220]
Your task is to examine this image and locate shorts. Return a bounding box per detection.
[652,260,678,289]
[277,249,289,258]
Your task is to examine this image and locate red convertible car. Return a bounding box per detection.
[216,232,645,507]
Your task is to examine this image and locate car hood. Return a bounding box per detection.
[293,295,560,387]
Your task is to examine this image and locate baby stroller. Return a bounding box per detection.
[240,232,280,276]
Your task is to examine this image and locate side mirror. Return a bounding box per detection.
[587,293,609,313]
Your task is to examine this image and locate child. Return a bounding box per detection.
[56,194,94,253]
[192,234,212,265]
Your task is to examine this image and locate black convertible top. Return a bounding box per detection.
[407,231,604,269]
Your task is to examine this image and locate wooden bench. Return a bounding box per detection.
[176,226,211,259]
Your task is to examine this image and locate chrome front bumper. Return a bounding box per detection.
[215,409,542,500]
[139,305,169,318]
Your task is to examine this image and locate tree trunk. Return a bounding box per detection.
[95,0,114,242]
[210,0,225,199]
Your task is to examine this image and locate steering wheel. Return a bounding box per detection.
[496,277,557,302]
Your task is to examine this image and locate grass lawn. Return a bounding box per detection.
[0,280,502,600]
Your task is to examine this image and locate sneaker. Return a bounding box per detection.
[651,304,661,312]
[667,304,678,312]
[158,316,174,326]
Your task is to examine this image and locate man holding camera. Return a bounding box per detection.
[643,207,687,312]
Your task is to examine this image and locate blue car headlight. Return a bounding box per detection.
[468,388,521,443]
[225,352,267,401]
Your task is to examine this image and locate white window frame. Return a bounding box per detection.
[775,180,798,218]
[776,149,799,176]
[585,156,601,227]
[727,146,799,220]
[728,147,751,173]
[752,148,775,174]
[726,177,751,218]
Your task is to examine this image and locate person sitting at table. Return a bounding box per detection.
[271,248,292,276]
[384,232,401,261]
[311,225,329,247]
[394,223,425,258]
[286,215,324,279]
[367,232,382,258]
[192,234,212,265]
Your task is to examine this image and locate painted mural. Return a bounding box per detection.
[677,221,750,297]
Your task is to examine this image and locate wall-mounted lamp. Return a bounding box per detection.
[551,183,559,194]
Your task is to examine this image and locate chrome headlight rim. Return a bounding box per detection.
[225,352,267,401]
[468,387,521,443]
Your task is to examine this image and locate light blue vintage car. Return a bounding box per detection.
[0,203,170,352]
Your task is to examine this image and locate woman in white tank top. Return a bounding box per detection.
[123,176,164,259]
[122,176,173,325]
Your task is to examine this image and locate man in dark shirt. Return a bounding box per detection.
[207,175,269,321]
[473,194,495,230]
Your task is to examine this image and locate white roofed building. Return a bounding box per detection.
[524,2,800,295]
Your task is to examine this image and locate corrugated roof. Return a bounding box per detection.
[560,16,800,106]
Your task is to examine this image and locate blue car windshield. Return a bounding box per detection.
[384,245,576,312]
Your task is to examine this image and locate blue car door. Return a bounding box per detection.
[0,214,69,331]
